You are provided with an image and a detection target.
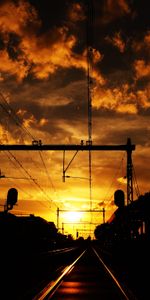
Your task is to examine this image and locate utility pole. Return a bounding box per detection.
[57,207,105,232]
[126,138,134,205]
[57,207,59,229]
[87,0,94,212]
[0,138,135,208]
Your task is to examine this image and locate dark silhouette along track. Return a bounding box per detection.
[33,247,135,300]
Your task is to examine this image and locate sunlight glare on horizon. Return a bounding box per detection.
[63,211,83,223]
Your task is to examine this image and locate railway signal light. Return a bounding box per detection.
[6,188,18,211]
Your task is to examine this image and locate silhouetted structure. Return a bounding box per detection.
[95,190,150,244]
[0,213,58,252]
[94,191,150,300]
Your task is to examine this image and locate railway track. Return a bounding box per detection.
[32,247,137,300]
[1,245,83,300]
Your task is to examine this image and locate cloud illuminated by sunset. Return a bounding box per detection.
[0,0,150,238]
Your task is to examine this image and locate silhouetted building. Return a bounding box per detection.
[0,212,58,253]
[94,191,150,246]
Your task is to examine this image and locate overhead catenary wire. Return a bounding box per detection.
[0,92,35,140]
[6,150,53,202]
[38,151,61,207]
[0,91,60,212]
[133,165,140,198]
[0,91,59,190]
[0,151,34,198]
[104,153,126,209]
[0,150,58,217]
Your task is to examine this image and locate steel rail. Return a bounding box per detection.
[32,249,86,300]
[38,246,78,256]
[32,247,137,300]
[92,248,137,300]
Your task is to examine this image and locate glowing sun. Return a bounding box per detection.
[63,211,83,223]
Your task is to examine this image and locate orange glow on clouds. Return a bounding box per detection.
[0,0,149,238]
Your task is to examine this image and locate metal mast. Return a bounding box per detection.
[87,0,93,211]
[126,137,134,205]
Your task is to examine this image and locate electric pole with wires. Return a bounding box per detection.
[86,0,94,212]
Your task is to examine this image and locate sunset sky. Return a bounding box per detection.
[0,0,150,238]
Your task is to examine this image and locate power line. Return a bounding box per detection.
[38,151,60,208]
[0,91,60,210]
[133,165,140,198]
[0,144,55,211]
[104,153,126,209]
[0,151,56,213]
[0,92,35,140]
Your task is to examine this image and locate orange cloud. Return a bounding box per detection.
[134,59,150,79]
[117,177,127,184]
[0,0,40,35]
[0,1,105,85]
[137,88,150,108]
[107,0,131,15]
[25,30,77,79]
[16,109,27,118]
[22,114,36,128]
[39,95,73,107]
[0,124,22,144]
[39,118,49,127]
[132,31,150,53]
[0,50,29,81]
[144,31,150,48]
[93,82,150,113]
[0,0,39,80]
[105,32,126,53]
[102,0,131,24]
[68,3,85,22]
[22,29,105,83]
[93,84,138,114]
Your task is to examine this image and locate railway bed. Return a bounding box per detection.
[33,247,136,300]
